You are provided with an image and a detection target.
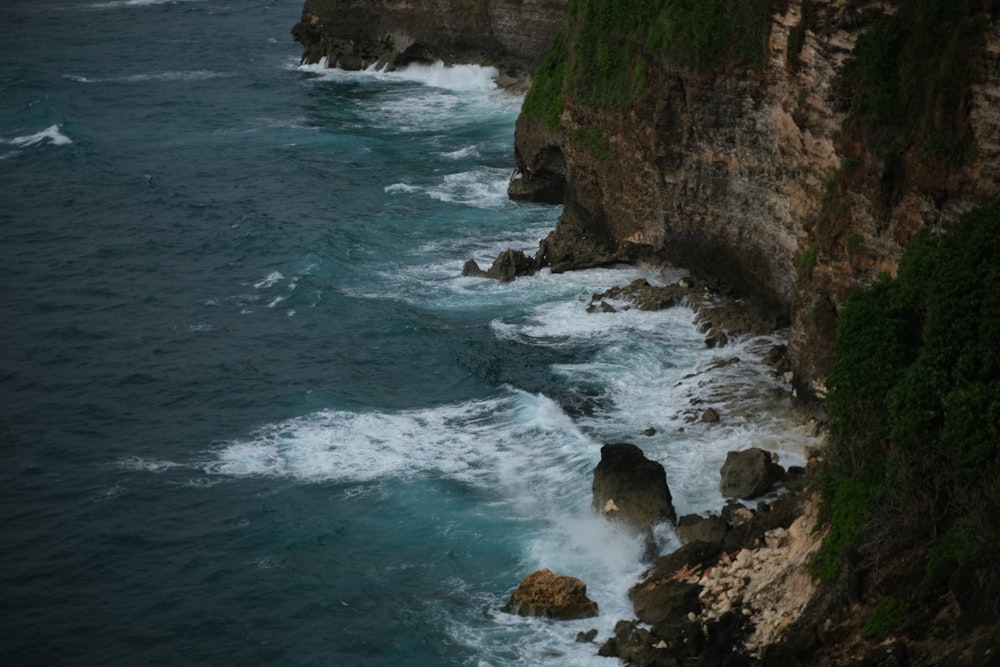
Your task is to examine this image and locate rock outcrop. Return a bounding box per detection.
[592,442,676,533]
[719,447,786,500]
[292,0,567,87]
[503,568,598,620]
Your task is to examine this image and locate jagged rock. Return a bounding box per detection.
[701,407,720,423]
[719,448,785,500]
[461,248,537,282]
[502,568,598,620]
[587,278,683,312]
[631,580,703,630]
[593,443,676,532]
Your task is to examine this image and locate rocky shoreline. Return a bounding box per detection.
[484,260,828,665]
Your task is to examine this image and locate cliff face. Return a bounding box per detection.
[292,0,567,85]
[512,0,1000,397]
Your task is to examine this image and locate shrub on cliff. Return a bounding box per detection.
[520,0,770,124]
[840,0,990,161]
[815,202,1000,584]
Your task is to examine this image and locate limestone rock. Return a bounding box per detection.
[593,443,676,532]
[503,568,598,620]
[720,448,785,500]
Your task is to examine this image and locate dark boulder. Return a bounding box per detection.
[462,248,537,282]
[719,447,785,500]
[502,568,598,620]
[593,443,677,532]
[677,513,728,547]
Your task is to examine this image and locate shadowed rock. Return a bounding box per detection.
[593,443,677,532]
[719,447,785,500]
[462,248,538,282]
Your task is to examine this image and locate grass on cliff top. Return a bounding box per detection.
[521,0,770,126]
[814,202,1000,585]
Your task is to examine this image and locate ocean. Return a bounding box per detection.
[0,1,812,665]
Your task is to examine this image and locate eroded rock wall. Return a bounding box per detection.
[292,0,568,84]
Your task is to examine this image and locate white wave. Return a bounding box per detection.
[64,74,96,83]
[253,271,284,289]
[384,182,420,194]
[296,58,498,93]
[440,145,481,160]
[426,167,513,209]
[205,390,597,497]
[7,124,73,147]
[118,456,182,473]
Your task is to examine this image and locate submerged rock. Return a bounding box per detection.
[503,568,598,620]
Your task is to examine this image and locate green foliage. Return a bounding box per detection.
[799,245,817,274]
[658,0,769,73]
[818,203,1000,584]
[522,0,771,125]
[813,473,884,584]
[863,595,910,639]
[840,1,989,160]
[521,33,568,128]
[846,234,863,256]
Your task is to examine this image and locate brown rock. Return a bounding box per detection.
[503,568,598,620]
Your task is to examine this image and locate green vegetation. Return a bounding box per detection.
[521,33,568,129]
[846,234,863,256]
[840,1,989,161]
[863,594,910,639]
[521,0,770,123]
[815,203,1000,584]
[799,245,817,274]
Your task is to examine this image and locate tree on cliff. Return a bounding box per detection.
[815,203,1000,600]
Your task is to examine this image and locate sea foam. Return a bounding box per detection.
[7,125,73,147]
[296,58,499,93]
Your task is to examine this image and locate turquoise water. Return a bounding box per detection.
[0,1,809,665]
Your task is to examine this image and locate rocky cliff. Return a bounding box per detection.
[292,0,568,87]
[292,2,1000,664]
[510,0,1000,398]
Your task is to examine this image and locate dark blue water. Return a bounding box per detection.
[0,2,810,665]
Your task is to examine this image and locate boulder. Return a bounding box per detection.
[719,448,785,500]
[676,513,728,546]
[502,568,598,620]
[593,443,677,532]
